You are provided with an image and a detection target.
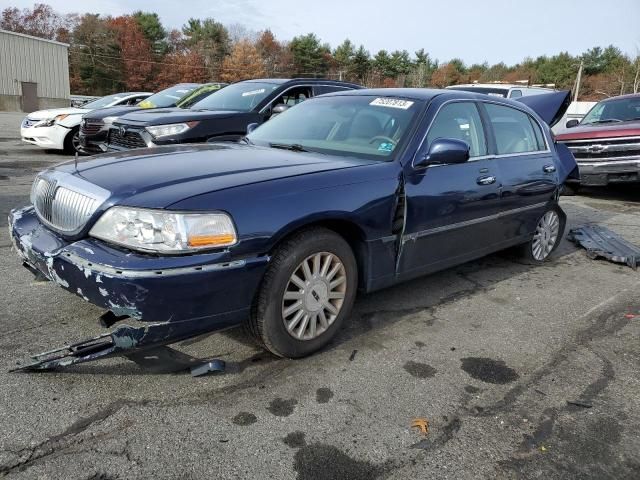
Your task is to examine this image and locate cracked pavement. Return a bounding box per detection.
[1,112,639,479]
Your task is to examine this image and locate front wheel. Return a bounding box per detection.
[63,126,82,155]
[518,207,565,263]
[246,227,358,358]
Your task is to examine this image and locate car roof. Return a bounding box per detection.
[319,87,546,111]
[448,84,552,90]
[600,93,640,102]
[237,78,360,87]
[319,87,449,101]
[119,92,153,96]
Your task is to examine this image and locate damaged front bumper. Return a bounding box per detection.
[8,206,269,370]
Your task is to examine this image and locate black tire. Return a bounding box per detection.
[245,227,358,358]
[516,206,566,264]
[63,126,81,155]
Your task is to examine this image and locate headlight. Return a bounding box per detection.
[89,207,237,253]
[103,116,118,125]
[36,114,69,127]
[145,121,199,138]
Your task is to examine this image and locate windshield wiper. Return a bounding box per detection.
[269,142,311,152]
[585,119,622,124]
[240,136,253,145]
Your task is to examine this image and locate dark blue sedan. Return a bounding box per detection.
[8,88,577,369]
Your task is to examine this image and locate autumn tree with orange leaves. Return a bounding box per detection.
[220,40,266,83]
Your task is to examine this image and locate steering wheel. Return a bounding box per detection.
[368,135,396,145]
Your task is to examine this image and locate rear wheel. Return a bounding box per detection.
[517,207,565,263]
[63,126,81,155]
[245,227,357,358]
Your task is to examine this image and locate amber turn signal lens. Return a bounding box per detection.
[187,233,236,247]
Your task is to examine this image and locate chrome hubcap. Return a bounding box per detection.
[532,210,560,260]
[282,252,347,340]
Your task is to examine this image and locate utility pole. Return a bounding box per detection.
[573,60,584,102]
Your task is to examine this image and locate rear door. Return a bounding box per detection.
[398,100,502,279]
[480,101,557,240]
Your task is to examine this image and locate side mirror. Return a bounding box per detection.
[415,138,470,168]
[565,119,579,128]
[246,122,259,134]
[270,104,289,117]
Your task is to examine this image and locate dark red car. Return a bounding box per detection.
[556,93,640,189]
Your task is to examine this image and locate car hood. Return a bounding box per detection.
[55,143,375,208]
[116,108,243,126]
[27,107,88,120]
[82,106,144,121]
[555,121,640,141]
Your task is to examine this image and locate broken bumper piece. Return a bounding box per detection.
[8,206,270,371]
[569,225,640,269]
[11,322,229,372]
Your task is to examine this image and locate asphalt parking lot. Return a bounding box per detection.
[1,111,639,479]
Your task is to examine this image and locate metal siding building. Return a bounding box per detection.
[0,29,70,112]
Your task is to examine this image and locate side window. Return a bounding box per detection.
[426,102,487,158]
[273,87,312,107]
[313,85,350,96]
[485,103,544,155]
[509,89,523,98]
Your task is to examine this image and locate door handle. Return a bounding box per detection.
[476,175,496,185]
[543,164,556,173]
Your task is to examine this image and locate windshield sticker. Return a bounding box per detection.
[378,142,395,152]
[242,88,266,97]
[370,98,414,109]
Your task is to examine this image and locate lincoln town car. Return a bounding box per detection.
[8,88,577,369]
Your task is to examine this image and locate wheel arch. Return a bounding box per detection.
[267,217,370,291]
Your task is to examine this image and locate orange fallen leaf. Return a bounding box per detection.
[411,418,429,435]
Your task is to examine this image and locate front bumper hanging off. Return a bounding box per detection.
[8,206,269,373]
[10,323,226,375]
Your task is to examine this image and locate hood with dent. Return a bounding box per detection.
[114,108,242,126]
[55,143,374,208]
[27,107,88,120]
[555,121,640,141]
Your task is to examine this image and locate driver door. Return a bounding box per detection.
[397,100,503,280]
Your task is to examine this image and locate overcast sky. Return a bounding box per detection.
[3,0,639,65]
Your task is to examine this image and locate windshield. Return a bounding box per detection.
[176,83,225,108]
[82,93,136,109]
[138,84,199,109]
[247,95,421,161]
[581,97,640,124]
[191,81,280,111]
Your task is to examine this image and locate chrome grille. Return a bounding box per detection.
[108,128,147,149]
[562,136,640,162]
[32,176,103,233]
